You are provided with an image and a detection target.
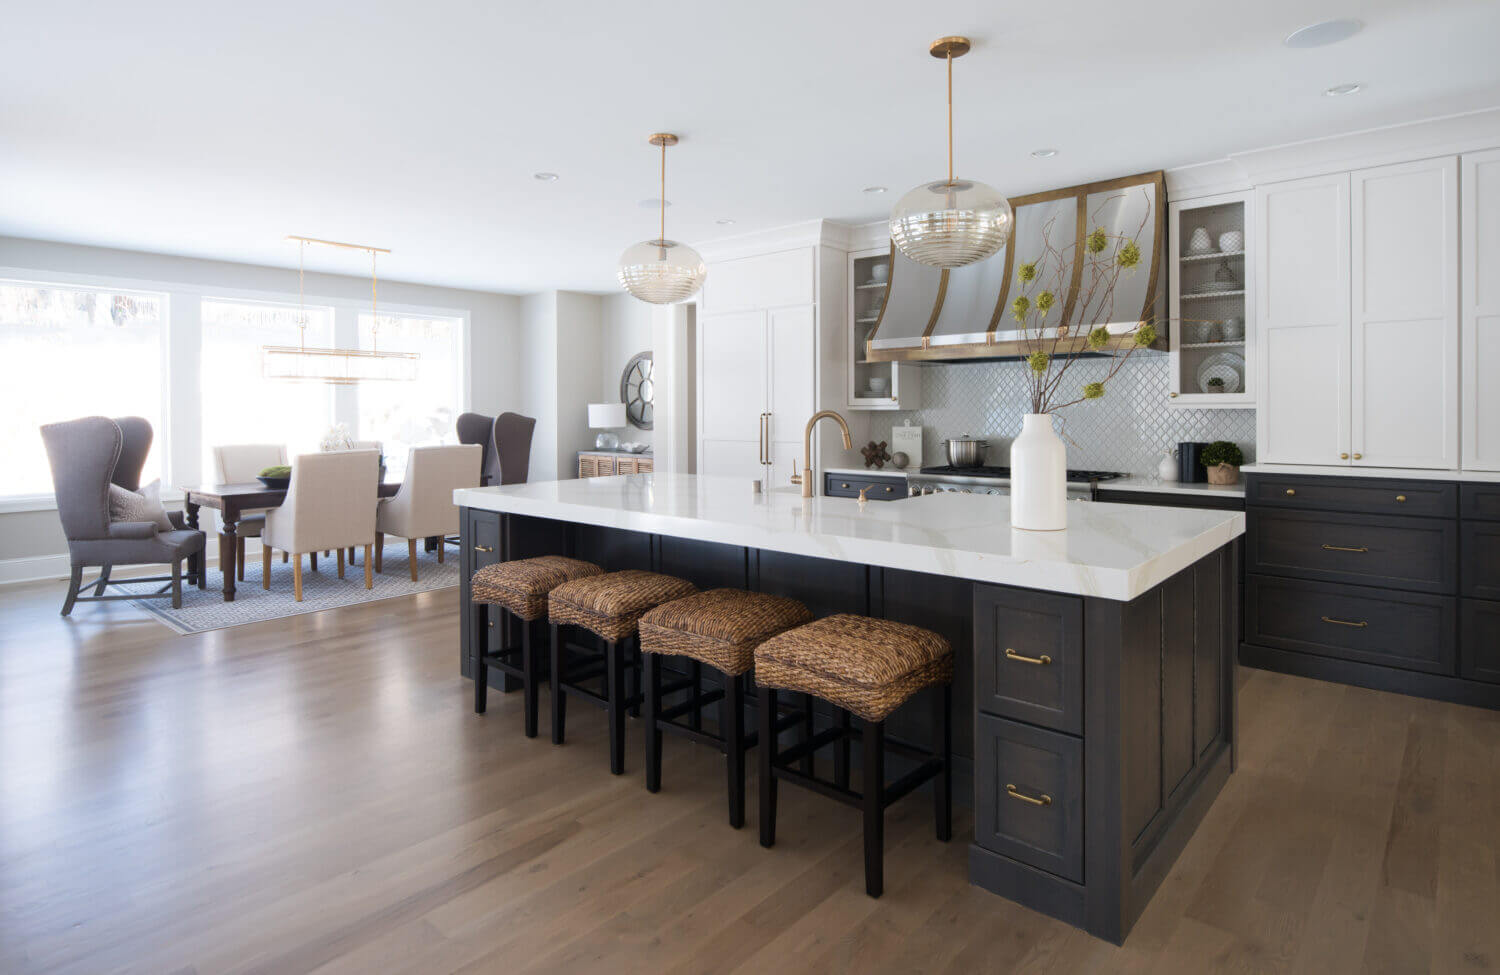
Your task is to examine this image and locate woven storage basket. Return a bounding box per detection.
[638,588,813,676]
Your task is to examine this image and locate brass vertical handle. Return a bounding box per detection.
[474,545,494,553]
[1006,784,1052,807]
[1005,648,1053,666]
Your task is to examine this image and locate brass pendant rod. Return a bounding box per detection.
[659,139,667,245]
[947,51,953,186]
[285,235,391,255]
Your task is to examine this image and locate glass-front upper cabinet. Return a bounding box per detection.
[1168,191,1255,408]
[848,246,921,411]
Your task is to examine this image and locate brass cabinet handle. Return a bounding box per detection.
[1170,392,1179,398]
[1340,452,1350,460]
[474,545,494,553]
[1285,488,1296,496]
[1321,544,1368,553]
[1353,452,1363,460]
[885,486,894,493]
[1322,616,1368,628]
[1005,648,1053,666]
[1396,495,1407,503]
[1006,784,1053,807]
[841,482,849,489]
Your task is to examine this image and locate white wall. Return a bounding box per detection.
[556,292,604,470]
[0,235,525,579]
[517,293,560,481]
[598,293,654,450]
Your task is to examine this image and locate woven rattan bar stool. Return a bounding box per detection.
[471,556,603,736]
[549,570,697,774]
[754,613,954,898]
[637,589,813,828]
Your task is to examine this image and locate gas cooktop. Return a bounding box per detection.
[918,465,1126,482]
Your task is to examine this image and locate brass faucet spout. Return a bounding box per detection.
[798,410,852,498]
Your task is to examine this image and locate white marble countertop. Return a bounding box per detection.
[1240,464,1500,483]
[1097,479,1246,499]
[455,474,1245,602]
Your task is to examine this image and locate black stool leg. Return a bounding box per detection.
[800,693,816,775]
[645,653,663,793]
[726,674,746,829]
[550,623,566,744]
[833,708,851,790]
[607,639,626,775]
[521,617,539,738]
[862,718,885,898]
[690,661,703,732]
[473,602,489,714]
[934,683,952,842]
[758,686,778,848]
[627,638,641,718]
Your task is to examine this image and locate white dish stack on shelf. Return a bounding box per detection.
[853,252,892,399]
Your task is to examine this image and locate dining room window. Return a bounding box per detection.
[354,312,464,479]
[200,298,337,479]
[0,280,166,500]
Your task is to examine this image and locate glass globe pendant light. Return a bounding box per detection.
[889,37,1013,268]
[618,133,707,304]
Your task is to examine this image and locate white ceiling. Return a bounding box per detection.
[3,0,1498,295]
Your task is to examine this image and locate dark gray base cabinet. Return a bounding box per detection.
[1241,474,1500,710]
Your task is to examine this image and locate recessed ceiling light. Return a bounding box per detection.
[533,172,558,182]
[863,186,887,194]
[1325,82,1363,96]
[1284,19,1362,49]
[1031,148,1058,158]
[638,197,672,209]
[716,218,736,225]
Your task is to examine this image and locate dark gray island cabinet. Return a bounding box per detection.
[454,474,1245,944]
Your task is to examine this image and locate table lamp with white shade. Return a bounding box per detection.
[589,402,627,449]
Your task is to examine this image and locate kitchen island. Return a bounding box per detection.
[455,474,1244,944]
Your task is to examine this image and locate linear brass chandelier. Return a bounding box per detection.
[261,235,419,384]
[617,133,707,304]
[889,36,1014,268]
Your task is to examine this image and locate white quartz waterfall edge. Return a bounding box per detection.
[455,474,1245,602]
[113,547,458,634]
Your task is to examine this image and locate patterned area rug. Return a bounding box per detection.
[117,545,459,634]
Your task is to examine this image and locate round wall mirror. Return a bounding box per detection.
[620,351,654,430]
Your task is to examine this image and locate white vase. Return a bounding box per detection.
[1010,414,1068,531]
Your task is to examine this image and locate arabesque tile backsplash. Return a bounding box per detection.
[875,353,1255,475]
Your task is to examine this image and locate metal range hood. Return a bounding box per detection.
[866,171,1169,363]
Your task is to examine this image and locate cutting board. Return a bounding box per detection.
[891,422,922,469]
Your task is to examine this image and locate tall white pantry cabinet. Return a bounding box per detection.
[695,239,848,486]
[1256,154,1471,470]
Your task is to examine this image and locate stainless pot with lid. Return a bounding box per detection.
[941,435,989,467]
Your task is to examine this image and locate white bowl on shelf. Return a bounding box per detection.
[868,377,890,395]
[1218,230,1244,253]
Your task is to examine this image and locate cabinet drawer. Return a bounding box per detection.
[467,509,502,572]
[1461,484,1500,522]
[1247,475,1456,518]
[1460,600,1500,684]
[1246,575,1456,675]
[973,714,1083,884]
[1461,522,1500,599]
[974,586,1082,735]
[823,472,906,501]
[1247,508,1456,594]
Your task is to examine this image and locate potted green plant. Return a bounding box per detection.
[1200,441,1244,485]
[1206,376,1225,393]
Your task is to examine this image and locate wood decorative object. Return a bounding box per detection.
[861,440,892,469]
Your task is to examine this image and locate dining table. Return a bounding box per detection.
[183,481,401,602]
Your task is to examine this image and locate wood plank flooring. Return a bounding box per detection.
[0,580,1496,974]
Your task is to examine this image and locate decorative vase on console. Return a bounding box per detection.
[1004,195,1163,530]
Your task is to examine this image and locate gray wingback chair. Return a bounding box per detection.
[494,412,536,486]
[456,412,497,486]
[41,416,206,614]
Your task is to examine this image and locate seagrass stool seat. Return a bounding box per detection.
[549,570,696,774]
[754,613,954,898]
[470,556,602,737]
[638,589,813,828]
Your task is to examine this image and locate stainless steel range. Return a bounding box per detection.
[907,465,1127,500]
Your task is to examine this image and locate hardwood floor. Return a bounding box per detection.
[1,580,1496,975]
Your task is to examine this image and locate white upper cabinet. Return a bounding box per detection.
[1256,173,1351,465]
[1350,157,1459,470]
[698,248,814,315]
[1463,149,1500,471]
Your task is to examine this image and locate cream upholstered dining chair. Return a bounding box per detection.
[261,450,380,601]
[375,444,481,581]
[212,444,289,580]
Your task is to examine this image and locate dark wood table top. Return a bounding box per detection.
[185,481,400,508]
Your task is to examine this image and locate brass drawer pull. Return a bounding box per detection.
[1005,648,1053,666]
[1285,488,1296,496]
[840,482,849,489]
[1006,784,1052,807]
[885,486,894,493]
[474,545,494,553]
[1396,495,1407,503]
[1321,543,1367,553]
[1322,616,1368,628]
